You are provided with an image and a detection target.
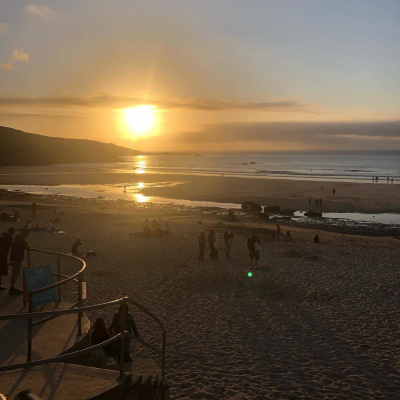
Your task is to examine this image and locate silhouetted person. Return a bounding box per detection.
[314,234,320,243]
[110,303,139,362]
[0,227,16,290]
[198,230,206,261]
[247,231,261,268]
[224,229,234,257]
[208,230,218,259]
[31,201,37,219]
[9,229,30,295]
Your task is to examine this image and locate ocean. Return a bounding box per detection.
[122,150,400,182]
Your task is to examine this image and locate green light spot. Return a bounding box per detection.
[248,272,253,277]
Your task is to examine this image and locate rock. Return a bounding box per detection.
[304,210,322,217]
[264,205,281,214]
[242,201,262,212]
[280,209,295,216]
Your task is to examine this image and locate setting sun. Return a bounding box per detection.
[124,105,156,135]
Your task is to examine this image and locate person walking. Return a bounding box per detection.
[0,227,16,290]
[31,201,37,219]
[247,231,261,268]
[208,229,218,259]
[276,224,281,240]
[223,229,234,258]
[109,303,139,362]
[198,230,206,261]
[9,229,30,295]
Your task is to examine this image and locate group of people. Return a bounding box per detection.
[0,227,30,295]
[198,229,234,261]
[90,303,140,363]
[198,226,319,267]
[143,217,171,237]
[372,176,394,183]
[0,208,20,222]
[309,198,323,206]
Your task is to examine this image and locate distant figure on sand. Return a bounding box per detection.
[0,227,16,290]
[9,229,30,295]
[198,230,206,261]
[71,239,96,258]
[143,218,152,236]
[208,230,218,259]
[109,303,139,362]
[276,224,281,240]
[283,231,291,242]
[333,188,336,195]
[31,201,37,219]
[314,234,320,243]
[224,229,234,257]
[13,208,20,221]
[247,232,261,268]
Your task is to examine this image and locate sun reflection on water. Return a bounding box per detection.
[134,194,149,203]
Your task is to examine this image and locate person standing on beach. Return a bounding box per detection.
[276,224,281,240]
[31,201,37,219]
[9,229,30,295]
[109,303,139,362]
[247,231,260,268]
[223,229,234,258]
[0,227,15,290]
[333,188,336,195]
[198,230,206,261]
[208,230,218,259]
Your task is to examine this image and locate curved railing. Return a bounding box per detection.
[25,248,87,362]
[0,248,167,385]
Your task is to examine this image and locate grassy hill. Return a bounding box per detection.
[0,126,142,166]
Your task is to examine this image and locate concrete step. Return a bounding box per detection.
[0,363,123,400]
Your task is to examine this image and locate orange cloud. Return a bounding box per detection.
[25,4,54,20]
[0,62,13,70]
[11,50,29,62]
[0,50,29,71]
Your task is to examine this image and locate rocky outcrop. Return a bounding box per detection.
[264,206,281,214]
[241,201,262,212]
[304,211,323,217]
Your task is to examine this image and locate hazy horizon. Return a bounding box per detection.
[1,1,399,151]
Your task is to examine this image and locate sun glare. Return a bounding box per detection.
[124,105,156,135]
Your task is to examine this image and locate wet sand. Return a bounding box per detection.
[0,188,399,399]
[0,165,399,213]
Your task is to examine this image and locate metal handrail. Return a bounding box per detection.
[1,247,167,381]
[0,296,166,381]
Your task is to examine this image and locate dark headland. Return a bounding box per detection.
[0,126,142,166]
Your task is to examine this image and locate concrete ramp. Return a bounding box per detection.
[0,363,122,400]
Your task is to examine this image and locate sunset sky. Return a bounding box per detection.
[1,1,399,152]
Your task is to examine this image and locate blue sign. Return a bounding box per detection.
[25,265,58,307]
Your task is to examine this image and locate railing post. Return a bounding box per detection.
[27,295,33,362]
[57,255,61,303]
[119,298,127,379]
[77,273,83,336]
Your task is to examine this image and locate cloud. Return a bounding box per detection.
[0,50,29,71]
[25,4,54,20]
[166,121,400,150]
[0,63,13,70]
[0,95,311,112]
[11,50,29,62]
[0,23,10,35]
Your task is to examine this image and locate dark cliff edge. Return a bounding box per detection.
[0,126,142,166]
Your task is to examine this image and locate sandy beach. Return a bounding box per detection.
[0,174,399,399]
[0,165,399,214]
